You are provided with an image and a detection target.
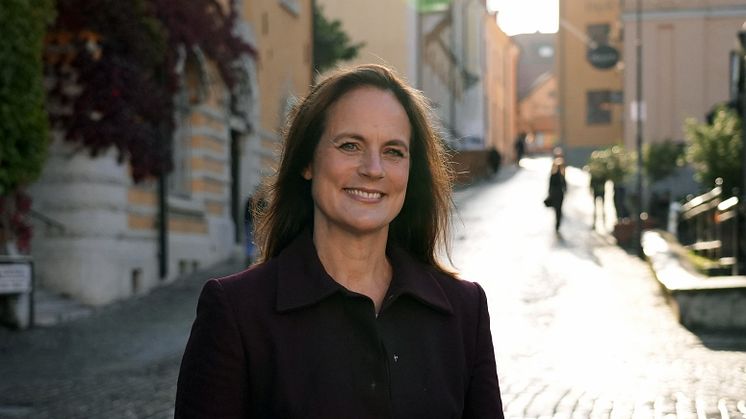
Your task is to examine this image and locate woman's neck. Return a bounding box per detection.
[312,224,392,313]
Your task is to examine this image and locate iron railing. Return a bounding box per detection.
[677,179,742,275]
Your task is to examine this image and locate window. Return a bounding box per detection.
[587,90,612,125]
[538,45,554,58]
[587,23,610,48]
[279,0,300,16]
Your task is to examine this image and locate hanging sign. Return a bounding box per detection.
[587,45,619,70]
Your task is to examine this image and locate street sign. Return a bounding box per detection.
[0,262,32,294]
[587,45,619,70]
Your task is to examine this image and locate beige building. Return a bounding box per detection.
[484,11,519,159]
[557,0,624,166]
[315,0,418,83]
[621,1,746,148]
[241,0,313,175]
[513,33,558,154]
[519,74,558,153]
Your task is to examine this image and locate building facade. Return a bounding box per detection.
[621,0,746,148]
[557,0,624,166]
[241,0,313,176]
[315,0,418,83]
[484,10,519,159]
[513,33,558,154]
[27,0,312,307]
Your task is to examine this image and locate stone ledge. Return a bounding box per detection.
[641,229,746,331]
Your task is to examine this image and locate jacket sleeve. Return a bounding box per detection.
[175,279,249,418]
[463,283,505,419]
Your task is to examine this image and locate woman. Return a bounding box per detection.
[175,65,504,418]
[547,156,567,232]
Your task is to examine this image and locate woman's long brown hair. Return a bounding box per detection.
[253,64,455,273]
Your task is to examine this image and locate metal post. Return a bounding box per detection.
[635,0,644,257]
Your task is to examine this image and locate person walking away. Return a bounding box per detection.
[513,132,526,165]
[548,157,567,232]
[488,147,502,176]
[590,173,606,229]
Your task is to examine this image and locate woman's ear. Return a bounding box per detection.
[302,165,312,180]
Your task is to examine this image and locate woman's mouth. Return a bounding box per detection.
[344,188,383,200]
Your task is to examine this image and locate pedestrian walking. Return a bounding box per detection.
[175,64,504,418]
[513,132,526,165]
[488,147,502,176]
[590,173,606,229]
[546,156,567,232]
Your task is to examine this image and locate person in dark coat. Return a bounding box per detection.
[513,132,527,165]
[590,173,606,229]
[175,64,504,418]
[548,157,567,232]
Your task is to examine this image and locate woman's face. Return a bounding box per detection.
[303,86,411,236]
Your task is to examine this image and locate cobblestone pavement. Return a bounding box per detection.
[0,260,244,418]
[0,157,744,418]
[452,158,746,418]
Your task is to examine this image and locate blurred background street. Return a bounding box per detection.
[3,0,746,417]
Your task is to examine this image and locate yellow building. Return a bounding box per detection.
[484,11,519,159]
[519,74,558,153]
[315,0,418,83]
[557,0,624,166]
[622,1,746,148]
[241,0,314,175]
[513,33,558,154]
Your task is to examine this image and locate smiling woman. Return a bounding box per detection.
[175,64,505,418]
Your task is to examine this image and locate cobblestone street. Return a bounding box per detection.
[453,158,746,418]
[1,157,745,418]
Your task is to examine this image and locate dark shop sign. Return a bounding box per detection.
[587,45,619,70]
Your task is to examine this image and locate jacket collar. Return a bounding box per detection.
[275,229,453,315]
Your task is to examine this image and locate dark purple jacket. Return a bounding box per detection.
[175,231,504,418]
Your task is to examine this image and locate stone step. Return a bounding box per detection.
[33,288,93,327]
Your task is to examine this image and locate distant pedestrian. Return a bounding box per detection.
[488,147,502,176]
[546,156,567,232]
[514,132,526,165]
[590,173,606,229]
[175,64,504,418]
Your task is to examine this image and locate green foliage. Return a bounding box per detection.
[685,105,742,194]
[312,3,364,74]
[414,0,452,12]
[642,140,685,182]
[0,0,55,196]
[586,145,635,184]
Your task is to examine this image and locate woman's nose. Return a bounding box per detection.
[359,151,384,179]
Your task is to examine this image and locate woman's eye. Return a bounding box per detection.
[385,148,405,158]
[339,142,358,151]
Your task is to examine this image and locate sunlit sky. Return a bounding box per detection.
[487,0,559,36]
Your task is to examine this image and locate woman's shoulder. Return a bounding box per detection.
[427,268,487,311]
[204,259,279,310]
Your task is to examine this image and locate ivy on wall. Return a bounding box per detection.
[0,0,56,253]
[46,0,257,182]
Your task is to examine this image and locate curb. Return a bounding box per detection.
[641,229,746,331]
